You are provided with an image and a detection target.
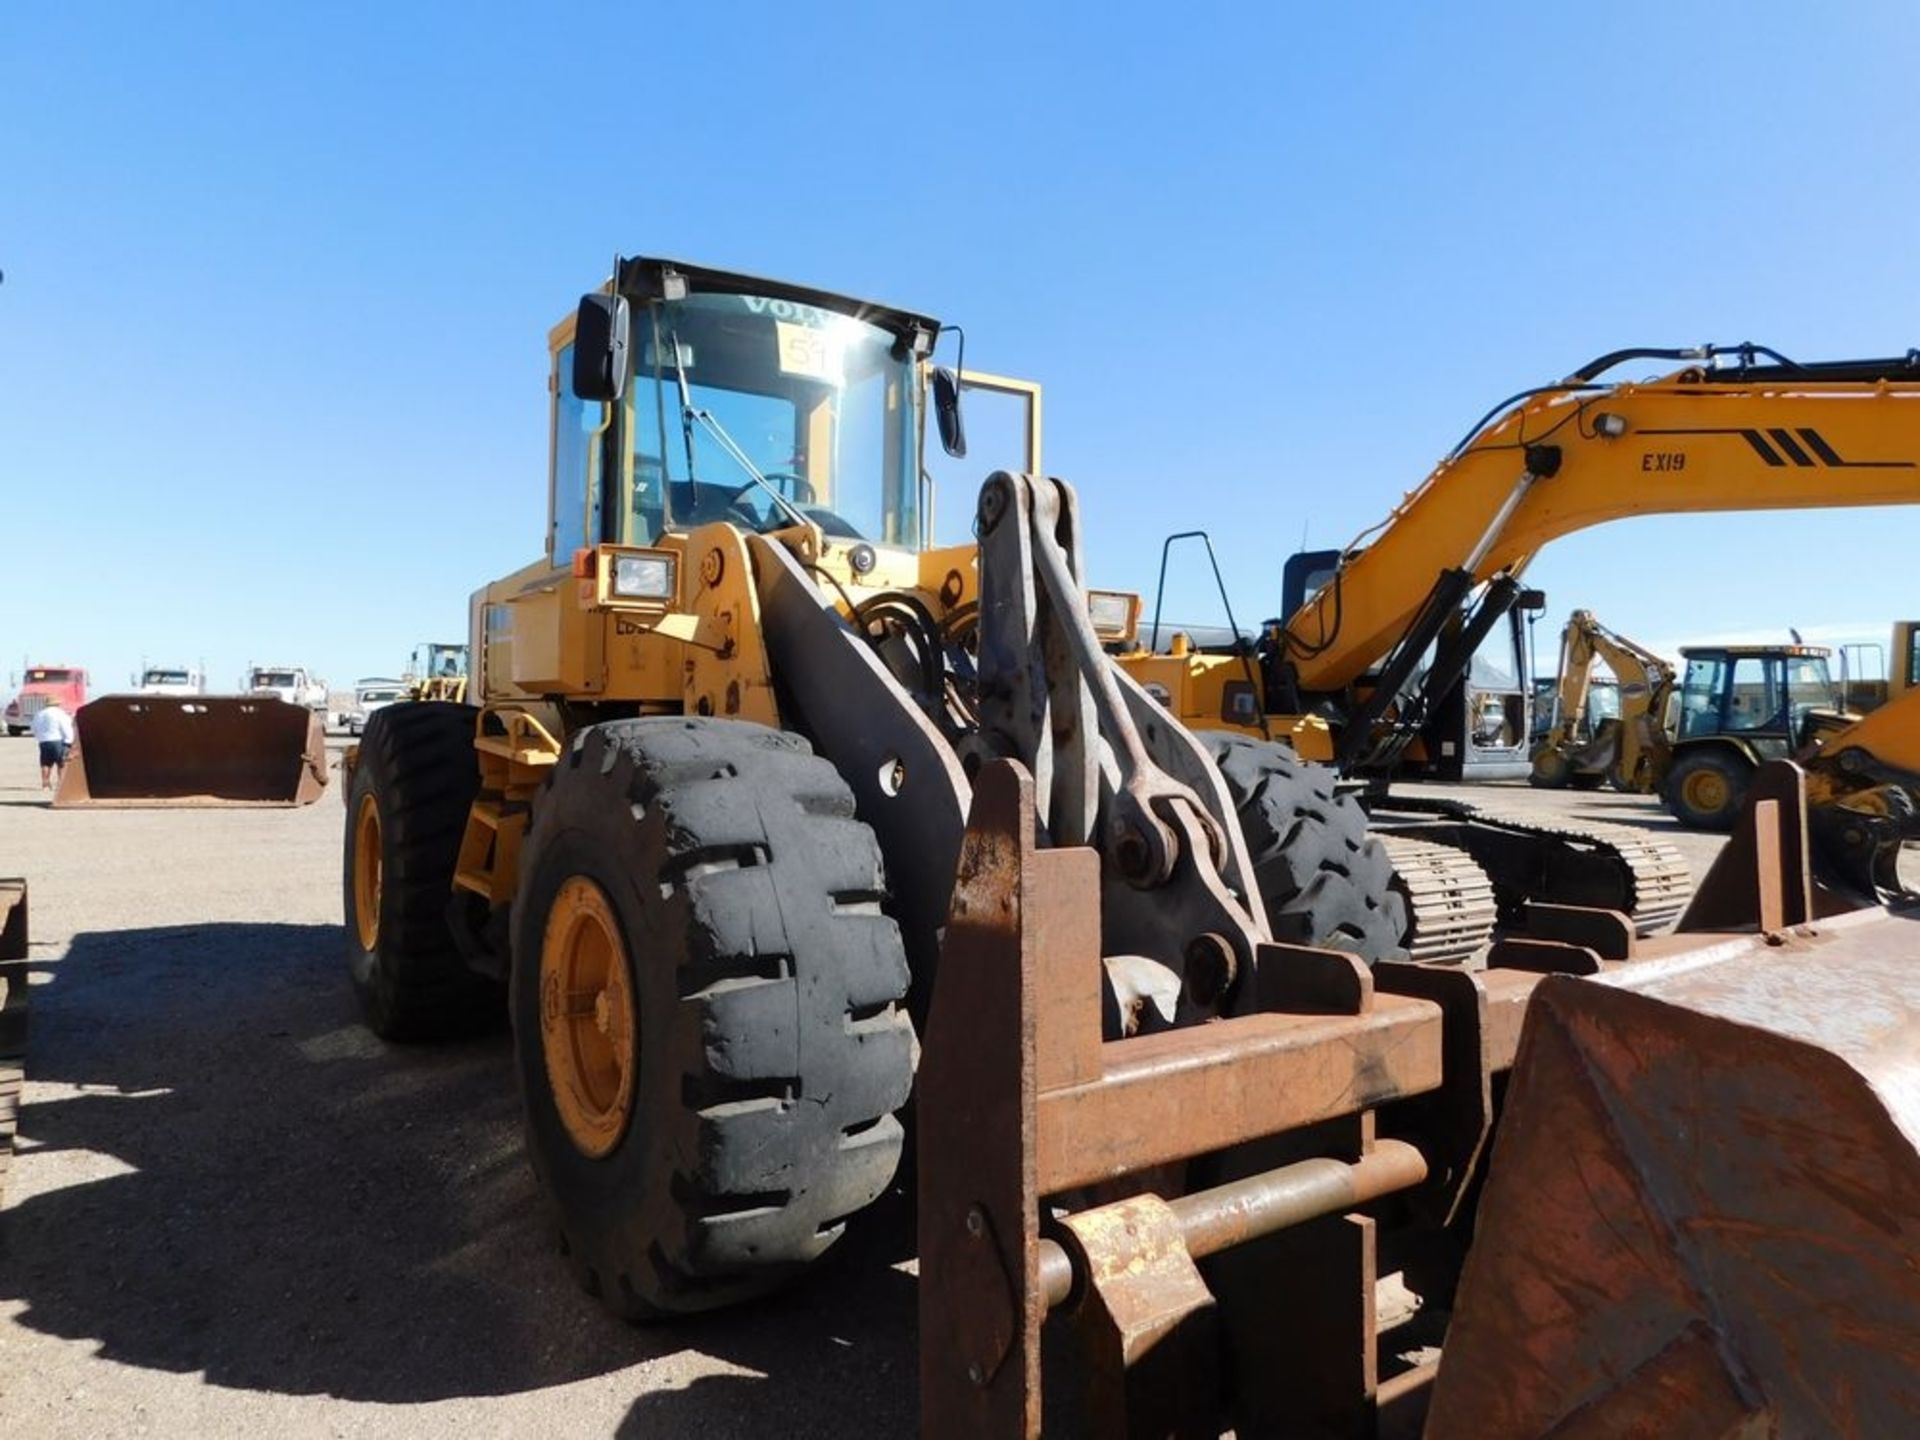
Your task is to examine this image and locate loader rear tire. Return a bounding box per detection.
[342,701,496,1040]
[510,718,914,1319]
[1203,734,1408,964]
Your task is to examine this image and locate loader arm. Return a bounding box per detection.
[1286,355,1920,693]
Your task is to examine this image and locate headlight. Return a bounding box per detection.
[1087,589,1141,645]
[611,552,676,600]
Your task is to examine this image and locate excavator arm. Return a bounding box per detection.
[1285,350,1920,695]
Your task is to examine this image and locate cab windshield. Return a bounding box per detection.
[26,669,72,684]
[144,670,190,685]
[619,291,921,547]
[255,671,297,688]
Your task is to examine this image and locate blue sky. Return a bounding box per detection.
[3,3,1917,694]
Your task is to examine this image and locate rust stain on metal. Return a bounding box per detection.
[1430,923,1920,1438]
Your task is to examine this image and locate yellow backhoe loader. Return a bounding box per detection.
[341,273,1920,1434]
[1528,608,1676,792]
[1529,614,1920,874]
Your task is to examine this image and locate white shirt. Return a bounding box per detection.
[31,707,75,745]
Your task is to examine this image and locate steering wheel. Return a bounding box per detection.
[718,470,817,526]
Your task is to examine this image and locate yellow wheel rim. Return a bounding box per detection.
[1683,769,1729,814]
[352,792,383,951]
[540,877,637,1158]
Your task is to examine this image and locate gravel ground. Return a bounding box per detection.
[0,733,1902,1436]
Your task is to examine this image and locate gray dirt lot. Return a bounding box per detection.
[0,735,1895,1437]
[0,736,916,1439]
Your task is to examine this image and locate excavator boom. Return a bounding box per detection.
[1286,352,1920,693]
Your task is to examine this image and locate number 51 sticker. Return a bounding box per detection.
[775,320,844,385]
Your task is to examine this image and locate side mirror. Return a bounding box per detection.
[931,366,966,458]
[572,293,630,402]
[1517,588,1548,614]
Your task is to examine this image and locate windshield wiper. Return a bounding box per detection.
[667,328,810,531]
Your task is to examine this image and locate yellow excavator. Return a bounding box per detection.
[340,277,1920,1435]
[1125,344,1920,935]
[1528,608,1676,792]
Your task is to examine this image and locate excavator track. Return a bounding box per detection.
[1377,835,1499,963]
[1371,798,1694,937]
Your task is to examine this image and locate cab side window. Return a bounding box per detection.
[550,343,602,561]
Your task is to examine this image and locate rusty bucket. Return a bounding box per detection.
[54,696,330,807]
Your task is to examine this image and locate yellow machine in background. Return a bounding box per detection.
[1529,609,1675,792]
[1134,347,1920,776]
[404,641,468,703]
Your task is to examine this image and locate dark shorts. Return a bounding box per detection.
[38,740,69,767]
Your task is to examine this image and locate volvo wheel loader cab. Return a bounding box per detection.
[1661,642,1839,829]
[342,256,1405,1319]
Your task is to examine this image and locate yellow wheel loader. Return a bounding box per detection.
[404,641,468,703]
[343,271,1920,1432]
[342,257,1408,1317]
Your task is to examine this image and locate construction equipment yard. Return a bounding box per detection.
[4,731,1907,1437]
[11,14,1920,1440]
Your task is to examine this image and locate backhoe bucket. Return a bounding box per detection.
[55,696,330,807]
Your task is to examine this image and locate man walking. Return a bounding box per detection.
[32,700,76,793]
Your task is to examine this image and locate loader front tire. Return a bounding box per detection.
[342,701,495,1039]
[510,718,914,1319]
[1204,734,1408,964]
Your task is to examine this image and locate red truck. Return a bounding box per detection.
[5,665,88,736]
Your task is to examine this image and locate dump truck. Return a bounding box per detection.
[345,677,408,737]
[4,664,86,735]
[133,663,206,696]
[246,663,327,711]
[343,266,1920,1433]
